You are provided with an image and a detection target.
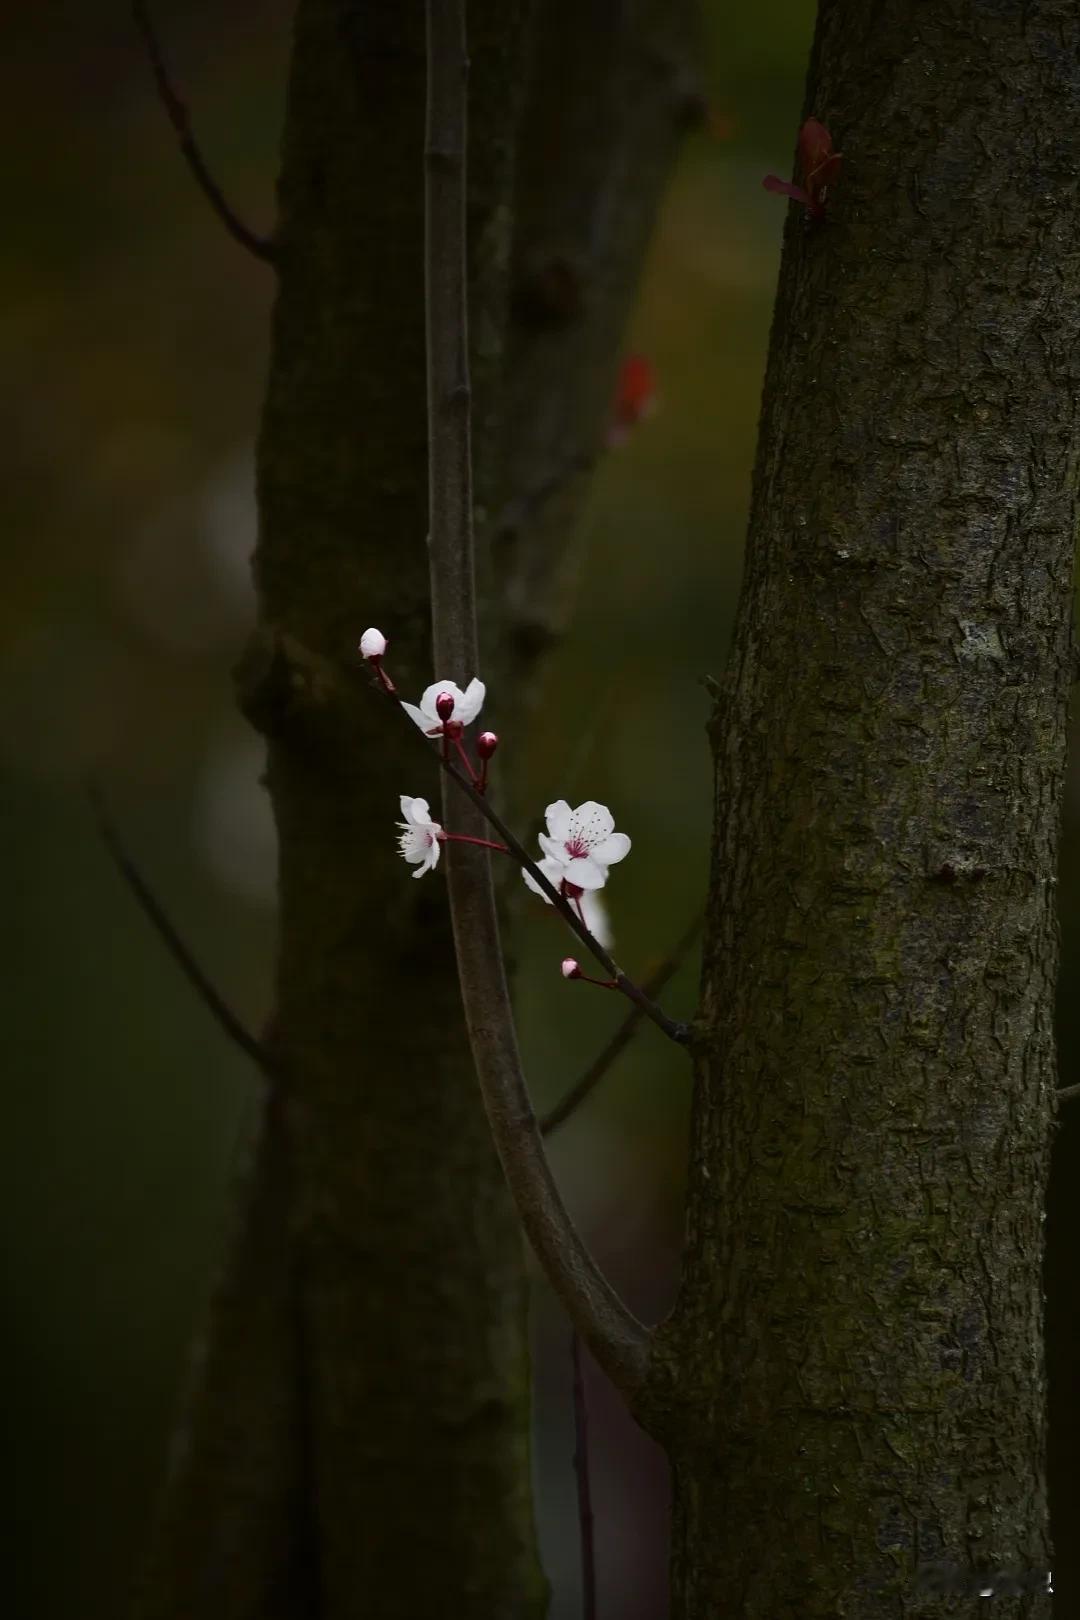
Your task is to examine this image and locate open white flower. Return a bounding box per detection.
[536,800,630,890]
[522,801,627,940]
[402,678,485,736]
[396,795,443,877]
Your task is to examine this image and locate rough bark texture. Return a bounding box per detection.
[134,3,694,1617]
[246,7,542,1618]
[653,3,1080,1615]
[133,1082,314,1620]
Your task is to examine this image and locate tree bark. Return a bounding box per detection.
[651,3,1080,1613]
[134,3,693,1617]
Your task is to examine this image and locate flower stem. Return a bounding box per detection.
[440,831,510,854]
[372,660,397,696]
[570,969,618,991]
[451,733,481,785]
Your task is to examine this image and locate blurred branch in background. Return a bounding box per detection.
[132,1,277,264]
[541,911,703,1136]
[87,781,273,1078]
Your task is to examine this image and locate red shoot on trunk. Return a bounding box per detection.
[763,117,842,222]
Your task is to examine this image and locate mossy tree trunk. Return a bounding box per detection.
[134,3,693,1618]
[646,3,1080,1614]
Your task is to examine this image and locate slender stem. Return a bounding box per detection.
[1057,1083,1080,1102]
[541,913,703,1137]
[423,0,650,1397]
[87,782,274,1079]
[441,832,509,853]
[131,1,277,265]
[571,1332,598,1620]
[451,731,481,783]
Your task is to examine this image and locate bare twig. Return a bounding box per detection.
[87,782,274,1078]
[422,0,650,1397]
[132,2,277,265]
[571,1331,598,1620]
[541,912,703,1137]
[1057,1082,1080,1102]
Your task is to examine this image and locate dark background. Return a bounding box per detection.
[6,4,1078,1616]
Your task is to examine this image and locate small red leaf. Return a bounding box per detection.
[765,117,842,221]
[609,353,657,444]
[763,175,812,207]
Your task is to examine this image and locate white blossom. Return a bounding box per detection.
[533,799,630,891]
[522,801,627,940]
[359,627,387,659]
[396,795,443,877]
[402,677,485,736]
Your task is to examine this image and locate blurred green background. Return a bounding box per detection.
[6,4,1078,1616]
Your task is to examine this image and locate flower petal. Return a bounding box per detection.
[544,800,572,841]
[538,832,565,864]
[523,856,561,902]
[569,801,615,846]
[563,856,607,890]
[408,797,433,828]
[581,891,613,949]
[399,794,416,820]
[590,832,630,866]
[402,701,431,733]
[457,677,486,725]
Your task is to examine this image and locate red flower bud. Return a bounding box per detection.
[477,731,499,759]
[435,690,456,722]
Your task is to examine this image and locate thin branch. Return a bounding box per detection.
[422,0,650,1398]
[384,682,688,1046]
[541,912,703,1137]
[86,782,274,1079]
[132,2,277,265]
[439,741,689,1045]
[571,1332,598,1620]
[1057,1083,1080,1102]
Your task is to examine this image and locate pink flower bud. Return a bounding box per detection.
[561,958,581,979]
[435,690,456,722]
[477,731,499,759]
[359,627,387,660]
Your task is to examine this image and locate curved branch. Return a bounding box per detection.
[132,2,277,265]
[423,0,649,1398]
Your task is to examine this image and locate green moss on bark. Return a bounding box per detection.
[653,3,1080,1614]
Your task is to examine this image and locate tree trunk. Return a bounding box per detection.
[135,3,693,1617]
[654,2,1080,1613]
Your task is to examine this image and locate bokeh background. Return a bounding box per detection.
[7,4,1079,1616]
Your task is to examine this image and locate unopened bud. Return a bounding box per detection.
[359,627,387,660]
[477,731,498,760]
[435,690,456,722]
[561,958,581,979]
